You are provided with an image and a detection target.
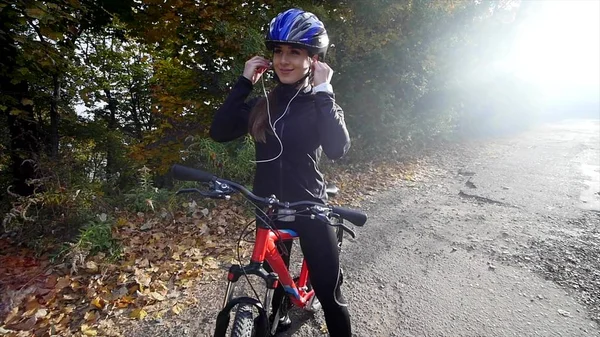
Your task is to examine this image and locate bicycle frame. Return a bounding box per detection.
[221,223,314,314]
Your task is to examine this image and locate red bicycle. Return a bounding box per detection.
[171,165,367,336]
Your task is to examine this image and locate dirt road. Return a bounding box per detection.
[331,119,600,337]
[130,119,600,336]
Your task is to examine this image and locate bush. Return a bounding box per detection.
[2,155,103,248]
[120,166,175,213]
[53,214,122,269]
[184,135,255,185]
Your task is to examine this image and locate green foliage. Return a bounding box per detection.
[1,155,102,245]
[54,214,122,264]
[184,135,256,185]
[121,166,174,213]
[75,215,121,258]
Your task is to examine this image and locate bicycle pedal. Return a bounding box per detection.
[305,295,321,312]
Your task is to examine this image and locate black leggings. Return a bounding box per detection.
[263,216,351,337]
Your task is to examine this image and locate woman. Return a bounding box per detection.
[210,8,352,336]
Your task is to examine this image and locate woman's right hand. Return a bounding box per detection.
[243,56,271,84]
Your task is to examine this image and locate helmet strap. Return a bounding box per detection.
[293,69,311,89]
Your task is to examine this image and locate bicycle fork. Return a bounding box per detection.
[221,260,279,309]
[213,261,277,337]
[221,272,277,315]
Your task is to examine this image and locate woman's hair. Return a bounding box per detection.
[249,87,278,143]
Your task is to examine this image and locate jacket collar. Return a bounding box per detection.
[277,83,313,99]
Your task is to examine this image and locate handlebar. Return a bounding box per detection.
[171,164,216,182]
[171,164,368,229]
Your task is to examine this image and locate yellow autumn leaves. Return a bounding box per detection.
[1,202,249,336]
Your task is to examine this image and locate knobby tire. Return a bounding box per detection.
[230,304,254,337]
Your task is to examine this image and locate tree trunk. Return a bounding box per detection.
[50,74,60,157]
[6,84,39,196]
[130,92,143,139]
[104,89,118,177]
[1,11,39,197]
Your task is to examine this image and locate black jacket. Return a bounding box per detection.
[209,76,350,203]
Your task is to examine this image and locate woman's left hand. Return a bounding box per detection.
[312,61,333,86]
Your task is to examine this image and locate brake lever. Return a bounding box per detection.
[334,222,356,239]
[312,211,357,239]
[175,188,203,195]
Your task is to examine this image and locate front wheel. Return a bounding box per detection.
[231,304,254,337]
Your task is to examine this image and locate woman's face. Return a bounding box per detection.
[273,44,313,85]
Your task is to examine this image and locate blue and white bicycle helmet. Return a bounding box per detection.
[266,8,329,59]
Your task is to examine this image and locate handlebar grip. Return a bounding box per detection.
[332,206,367,227]
[171,164,216,182]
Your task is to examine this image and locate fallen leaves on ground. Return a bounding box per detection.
[0,159,417,336]
[326,160,419,207]
[0,202,250,337]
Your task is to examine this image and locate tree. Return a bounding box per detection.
[0,0,134,196]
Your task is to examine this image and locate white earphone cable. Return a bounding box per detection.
[252,75,302,164]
